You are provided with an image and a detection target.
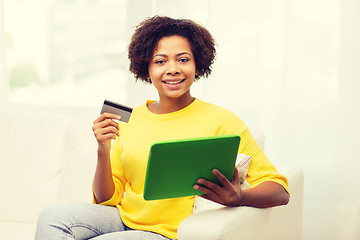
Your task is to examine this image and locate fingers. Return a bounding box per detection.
[93,126,119,142]
[94,112,120,124]
[194,185,218,203]
[193,171,227,202]
[194,180,221,198]
[194,169,231,195]
[232,167,240,185]
[194,168,243,206]
[94,118,120,130]
[212,169,234,189]
[92,113,121,144]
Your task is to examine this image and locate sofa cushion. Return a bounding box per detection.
[0,221,36,240]
[0,107,71,223]
[60,111,98,203]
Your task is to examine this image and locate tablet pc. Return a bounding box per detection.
[143,134,240,200]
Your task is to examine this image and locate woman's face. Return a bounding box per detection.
[148,35,197,101]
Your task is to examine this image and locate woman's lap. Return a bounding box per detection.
[35,202,171,240]
[91,230,171,240]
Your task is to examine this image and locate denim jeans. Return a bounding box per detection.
[35,202,172,240]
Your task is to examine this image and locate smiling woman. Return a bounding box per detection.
[34,15,289,240]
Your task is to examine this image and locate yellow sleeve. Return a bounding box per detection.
[239,128,290,194]
[93,136,127,206]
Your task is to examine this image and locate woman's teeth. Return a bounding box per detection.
[164,80,184,85]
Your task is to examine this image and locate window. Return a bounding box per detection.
[2,0,210,107]
[3,0,128,107]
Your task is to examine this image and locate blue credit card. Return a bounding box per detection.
[100,100,132,123]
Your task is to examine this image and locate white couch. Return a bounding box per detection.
[0,105,303,240]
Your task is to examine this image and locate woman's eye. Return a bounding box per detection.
[155,60,165,64]
[179,58,189,63]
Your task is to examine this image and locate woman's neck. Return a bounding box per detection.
[148,93,195,114]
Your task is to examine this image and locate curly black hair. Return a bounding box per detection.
[128,16,216,83]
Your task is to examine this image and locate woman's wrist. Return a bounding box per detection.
[235,188,249,206]
[233,182,290,208]
[97,144,111,161]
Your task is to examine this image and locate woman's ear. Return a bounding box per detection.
[195,70,200,80]
[146,75,152,83]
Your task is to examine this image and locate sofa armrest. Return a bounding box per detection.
[177,165,303,240]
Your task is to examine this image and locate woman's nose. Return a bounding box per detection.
[166,61,180,75]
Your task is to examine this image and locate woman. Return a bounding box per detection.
[35,16,289,240]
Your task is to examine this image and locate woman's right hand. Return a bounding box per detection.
[92,113,119,203]
[92,113,121,152]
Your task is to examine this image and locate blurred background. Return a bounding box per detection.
[0,0,359,239]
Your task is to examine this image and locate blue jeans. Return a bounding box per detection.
[35,202,173,240]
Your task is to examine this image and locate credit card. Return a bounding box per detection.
[100,100,133,123]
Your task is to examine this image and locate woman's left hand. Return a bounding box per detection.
[194,167,243,207]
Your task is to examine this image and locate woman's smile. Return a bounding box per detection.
[162,78,186,86]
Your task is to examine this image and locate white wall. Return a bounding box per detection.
[337,0,360,238]
[202,1,359,239]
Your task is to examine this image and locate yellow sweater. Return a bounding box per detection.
[95,98,288,239]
